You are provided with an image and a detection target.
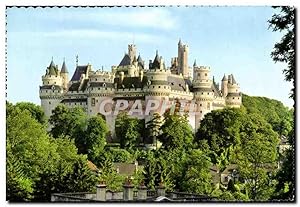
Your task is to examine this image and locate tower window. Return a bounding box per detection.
[91,98,95,106]
[104,79,105,81]
[207,102,210,110]
[200,111,202,113]
[205,73,207,76]
[96,78,97,81]
[153,86,155,88]
[158,86,161,88]
[49,101,51,104]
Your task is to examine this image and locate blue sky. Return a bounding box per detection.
[6,6,293,107]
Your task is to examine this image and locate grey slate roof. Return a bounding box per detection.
[68,82,80,91]
[150,51,161,69]
[119,54,131,66]
[167,76,187,91]
[89,82,114,88]
[71,65,88,81]
[61,61,68,73]
[114,76,148,89]
[231,74,237,84]
[222,74,227,81]
[212,82,222,97]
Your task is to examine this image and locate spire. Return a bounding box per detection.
[151,50,161,69]
[49,58,55,68]
[231,74,237,84]
[137,53,143,62]
[222,74,228,81]
[61,59,68,73]
[178,38,182,46]
[76,55,79,67]
[193,59,197,67]
[213,76,215,84]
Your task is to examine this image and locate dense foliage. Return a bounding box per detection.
[6,103,97,201]
[7,91,294,201]
[269,6,295,99]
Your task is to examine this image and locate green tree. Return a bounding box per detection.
[145,113,162,146]
[15,102,46,125]
[179,149,212,195]
[98,159,125,191]
[237,133,278,201]
[159,113,193,150]
[84,115,108,161]
[7,103,98,201]
[269,6,295,99]
[115,112,143,150]
[195,108,244,155]
[49,105,87,139]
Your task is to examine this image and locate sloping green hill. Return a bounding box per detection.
[242,94,293,136]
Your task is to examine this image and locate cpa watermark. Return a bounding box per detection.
[98,99,203,116]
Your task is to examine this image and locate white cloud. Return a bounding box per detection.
[41,29,166,43]
[44,8,178,30]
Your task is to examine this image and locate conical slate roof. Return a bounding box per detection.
[231,74,237,84]
[193,60,197,67]
[222,74,228,81]
[137,54,143,62]
[61,60,68,73]
[151,50,161,69]
[48,59,58,76]
[119,54,132,66]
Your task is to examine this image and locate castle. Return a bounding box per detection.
[39,39,242,138]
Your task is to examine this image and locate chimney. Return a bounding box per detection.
[156,182,166,197]
[138,181,147,200]
[96,181,107,201]
[123,177,134,201]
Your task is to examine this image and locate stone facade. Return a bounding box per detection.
[39,39,242,140]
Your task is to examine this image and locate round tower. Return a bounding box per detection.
[60,59,69,91]
[221,74,228,97]
[39,59,64,118]
[192,66,214,129]
[226,74,242,107]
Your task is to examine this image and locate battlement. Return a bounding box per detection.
[193,66,211,71]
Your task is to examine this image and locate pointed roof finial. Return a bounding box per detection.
[222,74,228,81]
[156,50,158,56]
[193,59,197,67]
[76,55,79,67]
[49,57,55,68]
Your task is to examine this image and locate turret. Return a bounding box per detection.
[40,58,64,118]
[60,59,69,90]
[177,39,189,78]
[226,74,242,107]
[221,74,228,97]
[128,44,137,61]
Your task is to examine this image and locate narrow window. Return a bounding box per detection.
[92,98,95,106]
